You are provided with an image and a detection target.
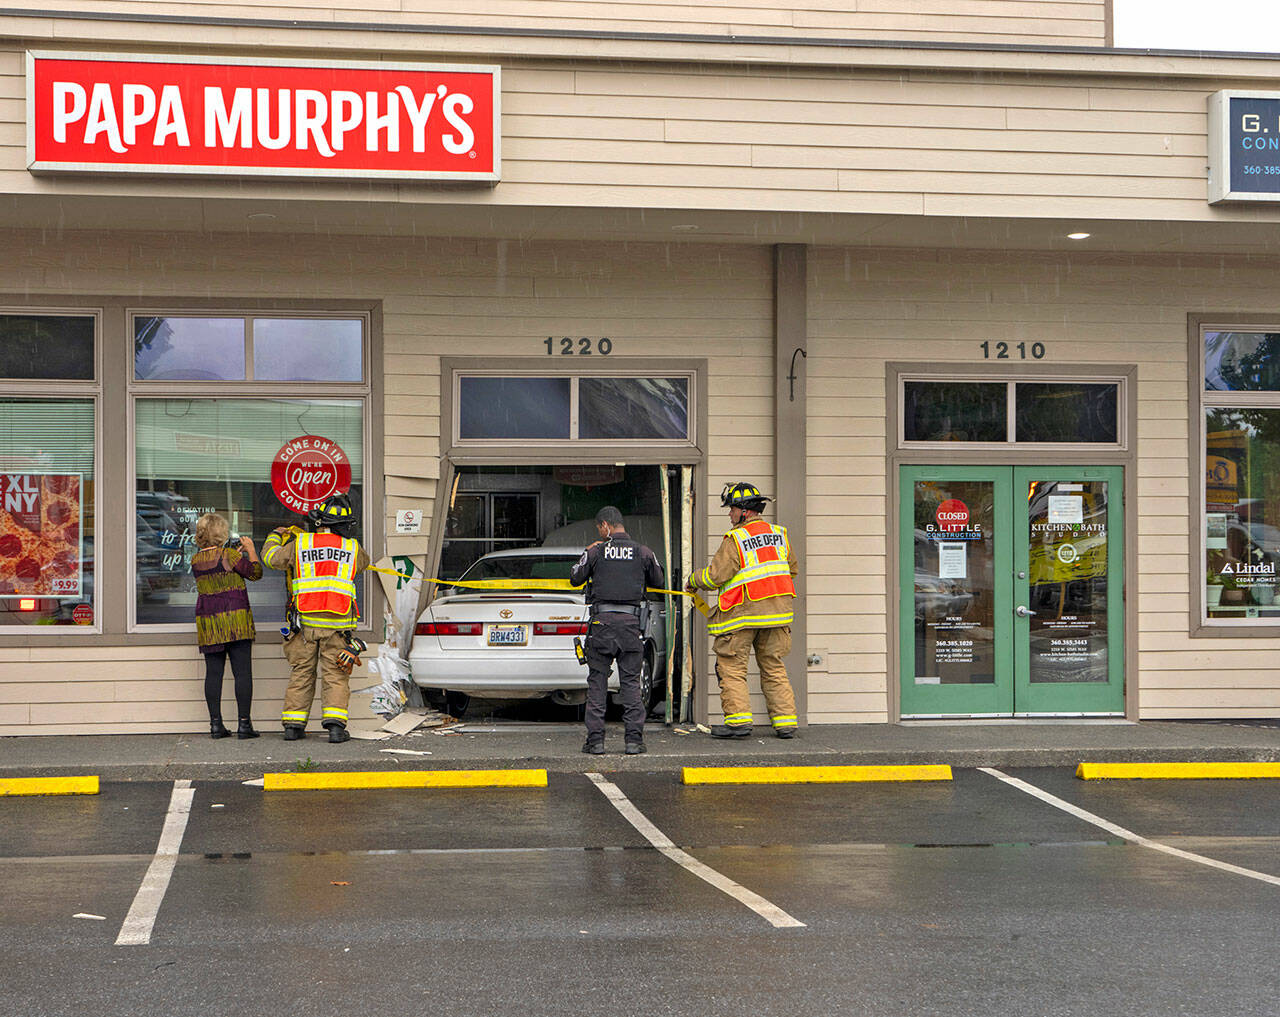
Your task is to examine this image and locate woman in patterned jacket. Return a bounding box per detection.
[191,512,263,739]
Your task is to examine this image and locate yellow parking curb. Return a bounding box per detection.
[682,764,952,785]
[0,776,99,796]
[1076,762,1280,781]
[262,769,548,791]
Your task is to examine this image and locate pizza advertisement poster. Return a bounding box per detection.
[0,473,84,598]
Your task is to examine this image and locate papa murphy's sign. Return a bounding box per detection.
[26,52,500,182]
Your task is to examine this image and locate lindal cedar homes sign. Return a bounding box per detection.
[26,52,500,182]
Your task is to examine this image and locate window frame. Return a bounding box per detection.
[0,306,102,634]
[127,307,375,635]
[897,371,1129,451]
[1190,315,1280,635]
[450,365,698,450]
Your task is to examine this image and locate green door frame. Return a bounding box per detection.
[899,465,1124,718]
[1013,465,1125,716]
[899,466,1014,717]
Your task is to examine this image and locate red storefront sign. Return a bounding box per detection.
[936,499,969,533]
[271,436,353,515]
[27,52,500,182]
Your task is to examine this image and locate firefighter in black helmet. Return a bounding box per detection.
[686,481,800,738]
[263,492,370,743]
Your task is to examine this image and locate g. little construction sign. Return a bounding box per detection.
[26,52,500,182]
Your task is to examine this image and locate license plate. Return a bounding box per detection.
[487,624,528,646]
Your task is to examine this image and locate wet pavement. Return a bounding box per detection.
[4,765,1279,1016]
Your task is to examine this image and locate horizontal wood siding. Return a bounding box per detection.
[0,230,771,734]
[808,246,1280,722]
[3,52,1261,225]
[12,1,1107,47]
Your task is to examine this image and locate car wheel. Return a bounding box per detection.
[444,691,471,718]
[639,643,658,712]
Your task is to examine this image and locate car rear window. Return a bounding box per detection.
[460,555,577,583]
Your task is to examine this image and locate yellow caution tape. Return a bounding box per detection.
[415,573,712,616]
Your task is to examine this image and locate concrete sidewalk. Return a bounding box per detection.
[3,718,1280,781]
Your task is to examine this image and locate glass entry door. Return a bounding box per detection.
[899,466,1124,718]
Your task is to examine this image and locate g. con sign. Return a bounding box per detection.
[26,52,500,182]
[271,436,352,515]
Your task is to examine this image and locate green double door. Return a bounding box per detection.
[899,466,1124,718]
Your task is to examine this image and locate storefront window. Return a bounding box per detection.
[135,316,364,382]
[0,315,95,380]
[0,399,95,627]
[902,379,1121,445]
[455,373,693,444]
[1205,331,1280,392]
[134,398,364,627]
[1015,383,1118,443]
[1204,407,1280,621]
[580,377,689,439]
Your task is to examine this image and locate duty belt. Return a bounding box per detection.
[591,601,642,617]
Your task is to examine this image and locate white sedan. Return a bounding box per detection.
[408,548,666,714]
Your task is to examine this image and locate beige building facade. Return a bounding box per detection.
[2,1,1279,733]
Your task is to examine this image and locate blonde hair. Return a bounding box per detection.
[195,513,230,549]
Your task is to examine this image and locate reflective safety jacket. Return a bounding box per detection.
[688,518,798,635]
[264,528,370,630]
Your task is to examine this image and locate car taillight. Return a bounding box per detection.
[415,622,483,635]
[533,622,589,636]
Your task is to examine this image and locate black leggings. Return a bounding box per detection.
[204,639,254,720]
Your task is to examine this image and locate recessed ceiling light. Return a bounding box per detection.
[246,212,277,221]
[670,224,699,232]
[1066,231,1091,240]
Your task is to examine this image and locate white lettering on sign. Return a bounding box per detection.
[31,54,501,183]
[604,544,634,560]
[289,467,334,487]
[300,546,355,566]
[3,474,39,514]
[740,532,785,554]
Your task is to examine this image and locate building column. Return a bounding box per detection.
[774,244,807,724]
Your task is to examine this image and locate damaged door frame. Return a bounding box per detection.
[419,356,710,723]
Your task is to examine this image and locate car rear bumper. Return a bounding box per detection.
[407,648,619,695]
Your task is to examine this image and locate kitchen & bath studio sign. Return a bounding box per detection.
[26,52,500,182]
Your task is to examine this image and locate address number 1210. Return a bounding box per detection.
[981,341,1045,360]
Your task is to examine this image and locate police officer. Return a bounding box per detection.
[570,506,664,755]
[262,492,370,743]
[686,482,799,739]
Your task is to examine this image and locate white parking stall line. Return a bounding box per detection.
[585,772,805,929]
[115,779,196,946]
[980,767,1280,889]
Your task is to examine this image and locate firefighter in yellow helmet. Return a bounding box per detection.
[262,493,370,743]
[686,482,799,738]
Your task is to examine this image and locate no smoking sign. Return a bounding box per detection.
[271,435,352,514]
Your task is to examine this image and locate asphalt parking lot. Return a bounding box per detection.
[4,767,1279,1016]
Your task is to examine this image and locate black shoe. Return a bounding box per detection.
[283,726,305,741]
[237,719,259,740]
[581,741,605,755]
[774,727,797,739]
[210,719,231,739]
[710,724,752,739]
[624,741,647,755]
[326,723,350,744]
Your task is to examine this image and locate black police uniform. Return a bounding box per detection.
[570,530,664,747]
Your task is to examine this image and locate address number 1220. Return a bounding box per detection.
[981,341,1045,360]
[545,337,613,355]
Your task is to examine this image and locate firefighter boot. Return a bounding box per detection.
[283,725,305,741]
[710,723,752,739]
[325,722,351,744]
